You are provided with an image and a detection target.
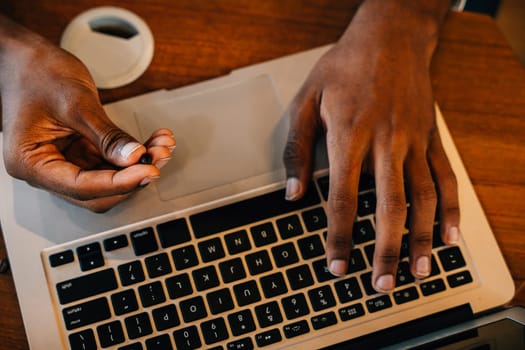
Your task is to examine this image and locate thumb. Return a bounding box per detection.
[283,88,321,201]
[79,108,146,167]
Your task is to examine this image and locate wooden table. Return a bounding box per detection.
[1,1,524,349]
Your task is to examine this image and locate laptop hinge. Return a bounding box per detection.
[322,303,474,350]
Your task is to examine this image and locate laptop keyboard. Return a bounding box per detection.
[42,173,475,350]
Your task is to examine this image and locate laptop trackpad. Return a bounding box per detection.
[134,75,287,201]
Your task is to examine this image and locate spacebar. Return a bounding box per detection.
[190,182,321,238]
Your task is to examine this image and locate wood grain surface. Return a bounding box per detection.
[0,1,524,349]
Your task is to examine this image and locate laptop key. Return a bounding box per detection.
[97,320,125,347]
[118,261,145,286]
[192,265,220,291]
[56,268,118,304]
[255,301,283,328]
[339,303,365,321]
[245,250,273,275]
[111,289,139,315]
[311,311,337,330]
[335,277,363,303]
[63,297,111,330]
[298,234,325,260]
[260,272,288,298]
[283,320,310,338]
[272,242,299,267]
[286,264,314,290]
[420,278,447,296]
[276,214,304,239]
[227,337,254,350]
[228,309,256,336]
[250,222,278,247]
[396,261,415,287]
[308,285,336,311]
[103,234,129,252]
[207,288,235,314]
[201,317,229,345]
[77,242,104,271]
[145,334,173,350]
[234,280,261,306]
[282,293,310,320]
[347,248,367,273]
[166,273,193,299]
[438,246,466,271]
[219,257,247,282]
[301,207,327,232]
[125,312,153,339]
[366,295,393,313]
[447,270,473,288]
[49,249,74,267]
[352,219,375,244]
[393,286,420,304]
[69,329,97,350]
[225,229,252,254]
[173,325,201,349]
[312,258,338,283]
[255,328,282,347]
[180,296,208,322]
[357,192,376,217]
[138,281,166,307]
[145,252,172,278]
[198,237,225,262]
[152,304,180,331]
[156,218,191,248]
[130,227,158,256]
[171,245,199,270]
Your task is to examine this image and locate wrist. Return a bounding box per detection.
[341,0,450,63]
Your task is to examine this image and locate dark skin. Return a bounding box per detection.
[1,0,459,293]
[283,0,460,292]
[0,15,176,213]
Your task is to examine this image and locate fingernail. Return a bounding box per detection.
[375,274,395,292]
[285,177,302,201]
[416,256,430,278]
[155,157,171,169]
[447,226,459,244]
[120,142,142,159]
[329,259,347,276]
[139,175,160,186]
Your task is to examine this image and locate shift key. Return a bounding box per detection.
[56,268,118,304]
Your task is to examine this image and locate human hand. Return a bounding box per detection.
[283,0,459,292]
[0,18,175,212]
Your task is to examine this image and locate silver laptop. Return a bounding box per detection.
[0,45,517,350]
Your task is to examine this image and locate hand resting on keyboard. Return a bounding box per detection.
[282,1,460,293]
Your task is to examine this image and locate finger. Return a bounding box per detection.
[26,146,160,200]
[428,130,460,245]
[71,102,146,167]
[283,87,322,201]
[324,127,365,277]
[144,128,176,146]
[147,145,172,169]
[372,147,407,292]
[406,149,437,279]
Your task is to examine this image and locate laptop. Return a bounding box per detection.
[0,44,518,350]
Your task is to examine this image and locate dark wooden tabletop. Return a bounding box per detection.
[1,1,524,349]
